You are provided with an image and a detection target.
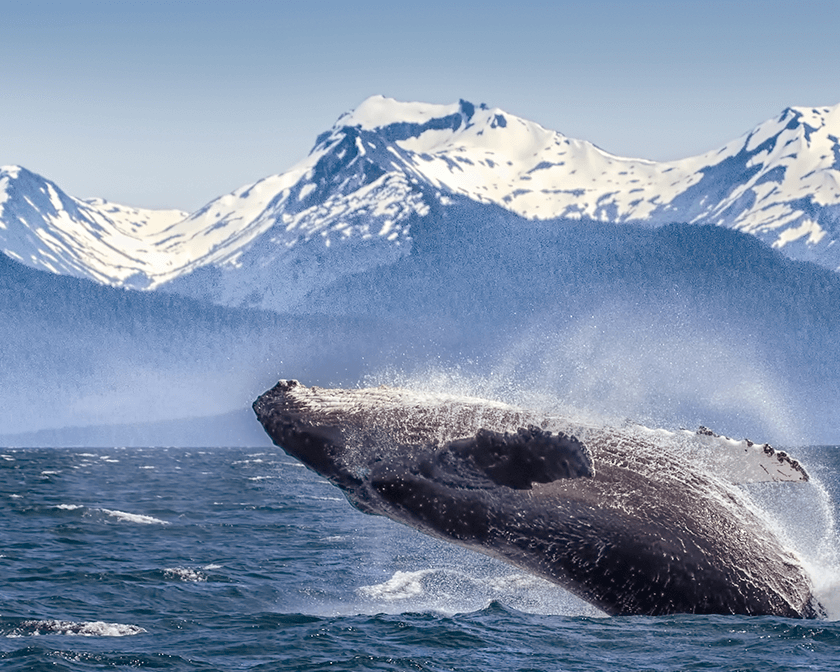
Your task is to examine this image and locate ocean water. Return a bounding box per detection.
[1,445,839,671]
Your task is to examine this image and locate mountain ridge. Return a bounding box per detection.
[3,97,840,306]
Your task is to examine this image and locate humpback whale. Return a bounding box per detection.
[253,380,823,618]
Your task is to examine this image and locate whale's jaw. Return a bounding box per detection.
[253,380,823,618]
[253,380,351,485]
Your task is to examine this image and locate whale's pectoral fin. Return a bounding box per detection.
[690,428,809,483]
[442,426,593,489]
[367,426,594,542]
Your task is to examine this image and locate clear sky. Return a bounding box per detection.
[2,0,839,211]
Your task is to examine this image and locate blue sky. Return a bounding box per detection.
[2,0,839,211]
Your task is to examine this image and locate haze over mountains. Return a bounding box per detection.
[2,97,840,445]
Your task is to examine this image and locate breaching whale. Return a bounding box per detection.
[253,380,823,618]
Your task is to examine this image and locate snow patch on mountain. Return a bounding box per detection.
[338,97,463,131]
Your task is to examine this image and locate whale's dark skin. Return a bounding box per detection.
[253,380,823,618]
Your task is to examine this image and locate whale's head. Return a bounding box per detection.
[252,379,593,515]
[252,380,360,488]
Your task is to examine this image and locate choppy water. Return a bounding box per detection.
[1,445,839,671]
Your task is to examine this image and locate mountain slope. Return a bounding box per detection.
[0,166,188,288]
[0,249,475,436]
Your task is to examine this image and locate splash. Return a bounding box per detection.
[164,567,207,582]
[355,567,603,618]
[366,296,808,444]
[742,460,840,620]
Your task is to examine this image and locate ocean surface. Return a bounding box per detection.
[1,444,839,671]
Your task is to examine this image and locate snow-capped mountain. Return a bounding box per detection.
[3,96,840,302]
[0,166,188,288]
[281,97,840,260]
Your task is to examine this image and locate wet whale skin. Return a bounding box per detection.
[253,380,822,618]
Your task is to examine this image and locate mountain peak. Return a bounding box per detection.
[328,96,530,148]
[0,165,23,178]
[0,166,188,287]
[772,103,840,135]
[335,95,469,131]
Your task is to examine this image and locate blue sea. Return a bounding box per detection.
[1,445,839,671]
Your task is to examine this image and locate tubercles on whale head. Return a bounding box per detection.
[252,380,357,487]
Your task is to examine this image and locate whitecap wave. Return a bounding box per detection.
[100,508,168,525]
[7,619,146,638]
[164,567,206,582]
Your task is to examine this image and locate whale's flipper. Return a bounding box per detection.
[442,427,593,490]
[622,424,809,484]
[690,427,808,483]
